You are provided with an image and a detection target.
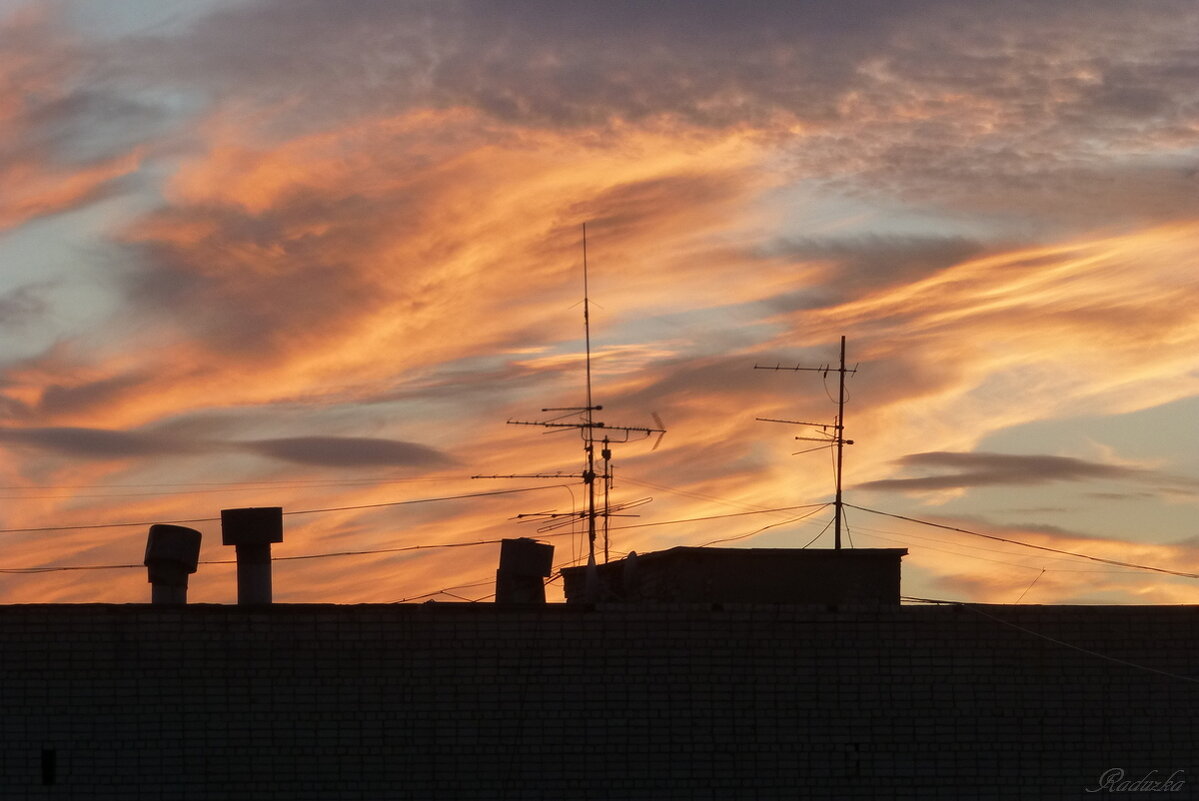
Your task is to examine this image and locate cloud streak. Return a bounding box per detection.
[0,426,454,469]
[857,451,1198,493]
[240,437,455,469]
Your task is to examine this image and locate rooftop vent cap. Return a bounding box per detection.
[495,538,554,604]
[143,524,202,604]
[221,506,284,605]
[220,506,284,546]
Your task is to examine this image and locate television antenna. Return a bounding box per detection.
[474,223,665,568]
[755,335,857,549]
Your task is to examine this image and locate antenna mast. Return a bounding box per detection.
[582,223,597,567]
[755,335,856,549]
[833,335,848,549]
[474,223,665,572]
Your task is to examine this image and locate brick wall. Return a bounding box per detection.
[1,603,1196,799]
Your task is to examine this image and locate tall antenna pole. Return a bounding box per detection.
[583,223,594,419]
[602,438,612,564]
[833,335,847,550]
[582,223,598,567]
[474,223,665,591]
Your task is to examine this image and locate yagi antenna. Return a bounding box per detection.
[473,222,666,571]
[754,335,857,549]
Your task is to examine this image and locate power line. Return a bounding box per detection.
[393,547,589,605]
[0,500,829,574]
[0,476,447,493]
[848,504,1199,580]
[0,526,586,575]
[849,519,1145,569]
[853,526,1141,574]
[619,477,782,514]
[1013,568,1046,603]
[0,480,432,500]
[0,485,570,536]
[843,501,854,548]
[394,578,495,603]
[801,515,835,549]
[699,504,831,547]
[605,502,830,534]
[959,599,1199,681]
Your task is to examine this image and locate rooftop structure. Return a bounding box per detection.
[561,546,907,605]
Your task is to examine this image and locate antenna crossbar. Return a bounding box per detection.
[508,419,663,434]
[756,417,830,428]
[471,473,586,480]
[754,363,858,375]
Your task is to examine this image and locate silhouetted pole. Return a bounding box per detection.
[834,335,847,550]
[602,438,612,564]
[583,222,598,573]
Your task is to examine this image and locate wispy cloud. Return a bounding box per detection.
[857,451,1198,493]
[239,437,455,469]
[0,425,454,469]
[0,284,51,329]
[0,425,196,459]
[0,8,147,232]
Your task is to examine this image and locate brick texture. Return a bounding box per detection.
[0,603,1195,799]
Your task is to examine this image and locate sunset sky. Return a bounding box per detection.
[2,0,1198,605]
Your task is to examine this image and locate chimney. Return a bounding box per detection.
[143,524,202,605]
[221,507,284,605]
[495,538,554,603]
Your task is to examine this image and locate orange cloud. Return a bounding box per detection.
[0,8,143,232]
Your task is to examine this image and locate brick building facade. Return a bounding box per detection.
[1,601,1195,799]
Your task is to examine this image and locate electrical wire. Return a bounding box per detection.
[801,515,835,549]
[0,474,450,489]
[960,601,1199,685]
[851,526,1141,574]
[0,485,571,536]
[848,520,1146,570]
[1013,568,1046,604]
[393,537,633,605]
[698,503,830,547]
[604,502,830,534]
[0,525,590,574]
[822,371,838,404]
[848,504,1199,580]
[842,496,854,548]
[619,477,783,514]
[0,500,829,574]
[0,476,445,493]
[393,578,495,603]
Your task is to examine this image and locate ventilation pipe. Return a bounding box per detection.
[221,507,283,605]
[144,524,202,605]
[495,538,554,603]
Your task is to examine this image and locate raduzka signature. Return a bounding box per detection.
[1087,769,1186,793]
